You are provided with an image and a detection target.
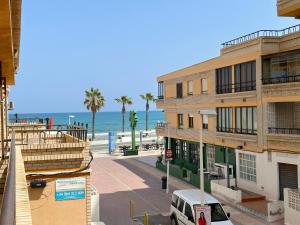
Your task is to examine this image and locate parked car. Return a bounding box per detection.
[170,189,233,225]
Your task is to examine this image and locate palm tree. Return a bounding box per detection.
[114,96,133,132]
[84,88,105,141]
[140,93,155,131]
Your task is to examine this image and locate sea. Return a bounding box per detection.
[9,111,164,135]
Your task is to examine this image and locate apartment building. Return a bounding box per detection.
[0,1,93,225]
[156,22,300,203]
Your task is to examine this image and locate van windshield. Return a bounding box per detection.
[194,203,228,222]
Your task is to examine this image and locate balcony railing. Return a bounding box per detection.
[0,133,15,225]
[268,127,300,135]
[222,24,300,47]
[8,124,88,144]
[216,127,257,135]
[156,122,166,128]
[157,95,164,100]
[262,74,300,85]
[216,81,256,94]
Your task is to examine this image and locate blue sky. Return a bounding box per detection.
[10,0,296,113]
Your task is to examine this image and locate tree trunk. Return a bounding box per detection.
[122,104,125,132]
[146,100,149,131]
[92,111,95,141]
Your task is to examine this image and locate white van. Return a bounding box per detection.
[170,189,233,225]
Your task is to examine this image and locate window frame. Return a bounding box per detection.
[235,106,257,135]
[177,114,184,129]
[201,78,208,94]
[187,80,193,96]
[239,152,257,183]
[188,114,194,129]
[176,82,183,99]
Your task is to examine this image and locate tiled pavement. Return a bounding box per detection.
[91,152,284,225]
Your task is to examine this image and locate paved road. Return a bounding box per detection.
[91,156,193,225]
[91,155,282,225]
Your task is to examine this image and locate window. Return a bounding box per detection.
[216,66,232,94]
[176,83,183,98]
[171,194,179,208]
[187,81,193,96]
[235,106,257,134]
[157,81,164,99]
[202,114,208,129]
[207,145,215,172]
[239,153,257,182]
[201,78,208,93]
[175,140,181,159]
[216,107,233,132]
[210,203,229,222]
[177,198,185,212]
[177,114,183,129]
[184,203,194,223]
[234,61,256,92]
[188,114,194,128]
[189,143,199,165]
[262,50,300,84]
[182,141,187,160]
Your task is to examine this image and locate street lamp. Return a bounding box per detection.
[198,109,216,206]
[68,115,75,125]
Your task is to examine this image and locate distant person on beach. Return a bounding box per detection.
[15,113,18,123]
[198,212,207,225]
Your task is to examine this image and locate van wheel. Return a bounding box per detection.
[171,217,178,225]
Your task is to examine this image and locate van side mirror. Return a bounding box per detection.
[227,212,231,218]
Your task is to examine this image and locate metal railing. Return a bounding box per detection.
[216,81,256,94]
[222,24,300,47]
[262,74,300,85]
[8,124,88,144]
[0,132,15,225]
[157,95,164,100]
[156,122,166,128]
[268,127,300,135]
[216,127,257,135]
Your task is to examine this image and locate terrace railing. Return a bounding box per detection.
[262,74,300,85]
[222,24,300,47]
[216,81,256,94]
[8,124,88,144]
[268,127,300,135]
[156,122,166,128]
[0,132,15,225]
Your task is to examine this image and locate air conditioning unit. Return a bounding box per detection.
[8,101,14,110]
[214,162,234,179]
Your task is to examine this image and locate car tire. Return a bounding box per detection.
[171,216,178,225]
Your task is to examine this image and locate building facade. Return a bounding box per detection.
[156,23,300,202]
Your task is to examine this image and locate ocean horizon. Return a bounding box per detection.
[9,111,164,134]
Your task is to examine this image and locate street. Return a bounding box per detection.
[91,153,277,225]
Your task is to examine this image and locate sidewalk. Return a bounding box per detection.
[132,154,284,225]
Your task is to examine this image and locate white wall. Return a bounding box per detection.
[235,150,300,201]
[211,179,242,203]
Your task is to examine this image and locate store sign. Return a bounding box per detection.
[56,177,86,201]
[194,205,211,225]
[165,149,173,160]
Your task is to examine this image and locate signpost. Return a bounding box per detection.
[166,123,171,194]
[55,177,86,201]
[194,205,211,225]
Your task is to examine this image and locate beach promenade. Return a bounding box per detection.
[91,151,283,225]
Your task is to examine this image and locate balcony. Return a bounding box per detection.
[7,123,90,172]
[221,24,300,49]
[277,0,300,17]
[216,81,256,95]
[266,102,300,152]
[0,133,33,225]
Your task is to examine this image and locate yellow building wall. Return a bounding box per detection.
[28,174,90,225]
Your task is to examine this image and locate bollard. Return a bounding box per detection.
[143,212,149,225]
[129,200,135,218]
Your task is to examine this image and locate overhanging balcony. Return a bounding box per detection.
[277,0,300,17]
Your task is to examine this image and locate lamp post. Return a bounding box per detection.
[166,122,170,194]
[68,115,75,125]
[198,109,216,206]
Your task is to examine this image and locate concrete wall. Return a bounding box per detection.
[211,179,242,203]
[236,149,300,201]
[28,174,90,225]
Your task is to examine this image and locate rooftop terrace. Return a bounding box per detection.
[222,24,300,48]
